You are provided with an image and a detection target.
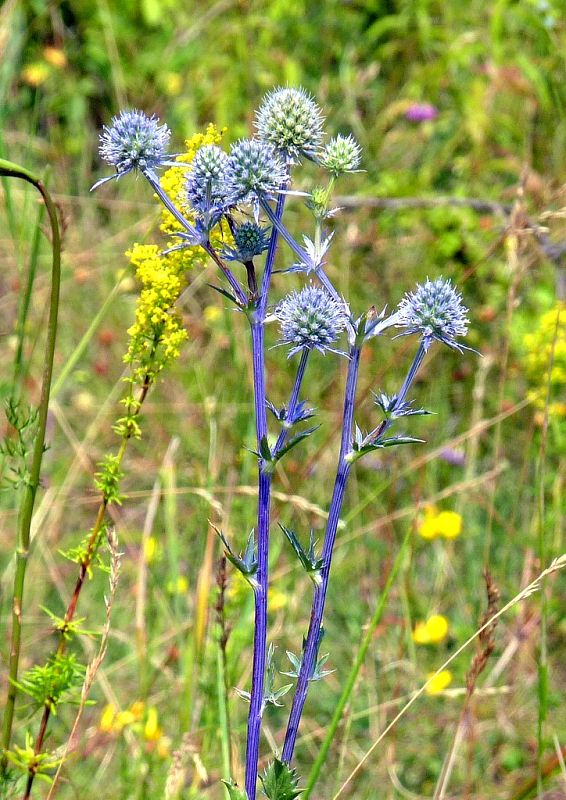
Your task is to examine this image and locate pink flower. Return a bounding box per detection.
[405,103,439,123]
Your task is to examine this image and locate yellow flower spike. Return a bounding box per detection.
[412,614,449,644]
[435,511,463,539]
[99,703,117,733]
[144,707,161,742]
[425,669,452,695]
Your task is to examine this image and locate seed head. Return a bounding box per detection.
[185,144,228,214]
[222,139,287,206]
[255,87,325,160]
[221,222,271,263]
[98,110,171,178]
[395,277,470,351]
[275,284,348,357]
[319,134,362,175]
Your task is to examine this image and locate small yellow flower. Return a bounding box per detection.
[43,46,67,68]
[129,700,145,721]
[167,575,189,594]
[144,707,161,741]
[204,305,222,323]
[417,505,439,539]
[412,614,449,644]
[21,63,49,87]
[417,506,462,540]
[99,703,117,733]
[425,669,452,695]
[144,536,158,564]
[435,511,462,539]
[163,72,182,96]
[268,587,288,612]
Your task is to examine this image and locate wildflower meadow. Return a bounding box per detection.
[0,3,565,799]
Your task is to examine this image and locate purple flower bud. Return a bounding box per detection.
[405,103,438,123]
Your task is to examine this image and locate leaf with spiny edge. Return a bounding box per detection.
[279,525,324,585]
[213,525,258,589]
[260,759,302,800]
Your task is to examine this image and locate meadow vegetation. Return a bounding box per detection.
[0,1,564,798]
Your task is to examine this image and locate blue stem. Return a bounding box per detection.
[282,343,362,763]
[364,339,427,445]
[244,188,288,799]
[273,348,309,456]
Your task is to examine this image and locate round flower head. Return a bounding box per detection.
[318,134,362,176]
[275,284,348,357]
[94,110,171,189]
[222,138,287,207]
[185,144,228,214]
[395,277,470,352]
[221,222,271,263]
[255,87,325,161]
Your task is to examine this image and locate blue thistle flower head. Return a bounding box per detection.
[318,134,362,176]
[275,284,348,357]
[221,222,271,263]
[222,139,287,207]
[255,87,325,161]
[93,110,171,189]
[185,144,228,216]
[395,277,470,352]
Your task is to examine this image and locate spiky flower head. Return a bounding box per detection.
[275,284,348,357]
[318,134,362,176]
[222,138,287,206]
[95,110,171,188]
[221,222,271,263]
[185,144,228,214]
[255,86,325,160]
[395,277,470,352]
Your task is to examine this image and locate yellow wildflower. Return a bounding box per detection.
[43,46,67,68]
[417,505,439,540]
[167,575,189,594]
[99,703,117,733]
[425,669,452,695]
[522,303,565,418]
[417,506,462,540]
[144,707,161,741]
[21,63,49,87]
[162,72,182,96]
[412,614,449,644]
[144,536,158,564]
[204,305,223,323]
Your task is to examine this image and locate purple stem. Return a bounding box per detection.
[273,348,309,456]
[282,343,362,763]
[244,189,287,799]
[364,339,427,444]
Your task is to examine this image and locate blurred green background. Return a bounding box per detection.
[0,1,565,798]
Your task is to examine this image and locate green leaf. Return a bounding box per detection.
[222,779,249,800]
[260,759,302,800]
[279,525,323,584]
[274,426,319,462]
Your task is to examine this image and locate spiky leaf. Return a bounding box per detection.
[260,759,301,800]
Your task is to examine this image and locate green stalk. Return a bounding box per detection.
[304,531,410,798]
[0,160,61,772]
